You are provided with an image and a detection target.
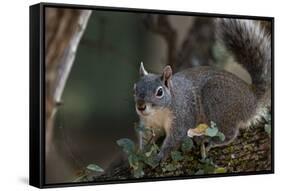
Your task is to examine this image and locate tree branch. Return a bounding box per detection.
[143,14,178,68]
[91,120,271,181]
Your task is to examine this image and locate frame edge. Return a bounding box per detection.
[29,3,43,188]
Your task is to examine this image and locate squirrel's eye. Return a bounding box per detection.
[155,86,164,98]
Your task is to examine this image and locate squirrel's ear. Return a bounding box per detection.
[139,62,148,77]
[140,62,148,76]
[162,65,173,87]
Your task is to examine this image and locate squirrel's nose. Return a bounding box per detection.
[137,100,146,111]
[137,104,146,111]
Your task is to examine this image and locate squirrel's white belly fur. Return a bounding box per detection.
[141,107,174,135]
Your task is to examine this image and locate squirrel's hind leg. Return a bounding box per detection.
[205,124,240,151]
[199,131,239,160]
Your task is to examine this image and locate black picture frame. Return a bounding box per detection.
[30,2,274,189]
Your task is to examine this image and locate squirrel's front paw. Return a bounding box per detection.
[156,151,169,163]
[155,153,163,163]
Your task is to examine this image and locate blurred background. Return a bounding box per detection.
[45,7,258,184]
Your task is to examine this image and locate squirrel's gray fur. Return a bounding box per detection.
[134,19,271,161]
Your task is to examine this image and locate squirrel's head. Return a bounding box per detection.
[134,62,173,117]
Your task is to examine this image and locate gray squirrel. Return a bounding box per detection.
[133,19,271,162]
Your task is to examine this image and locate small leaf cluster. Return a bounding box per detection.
[161,137,194,173]
[87,164,104,173]
[72,163,104,182]
[117,137,159,178]
[194,157,227,175]
[117,122,227,178]
[264,113,271,136]
[205,121,225,141]
[117,123,163,178]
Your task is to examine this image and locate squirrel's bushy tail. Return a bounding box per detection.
[216,19,271,105]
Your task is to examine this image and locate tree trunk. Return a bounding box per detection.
[45,8,92,157]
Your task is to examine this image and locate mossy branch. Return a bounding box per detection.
[80,117,271,182]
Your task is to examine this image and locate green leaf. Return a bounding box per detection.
[181,137,194,152]
[117,138,135,154]
[128,154,139,169]
[144,144,158,157]
[186,155,194,161]
[214,167,227,173]
[264,124,271,135]
[264,113,271,123]
[195,169,204,175]
[143,155,159,168]
[135,124,146,133]
[171,151,184,162]
[202,164,215,174]
[135,121,150,133]
[152,143,160,152]
[205,127,219,137]
[217,132,225,141]
[210,121,217,128]
[72,174,88,182]
[145,149,154,157]
[133,164,145,178]
[87,164,104,173]
[163,163,177,172]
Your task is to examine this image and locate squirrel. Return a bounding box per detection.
[133,18,271,162]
